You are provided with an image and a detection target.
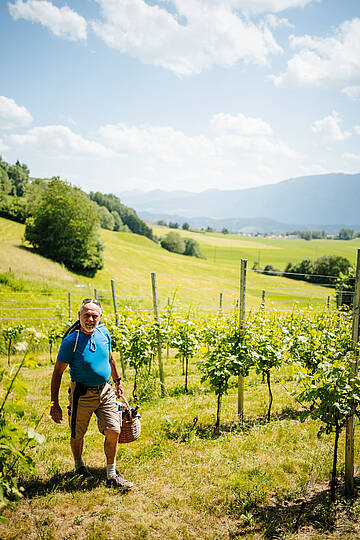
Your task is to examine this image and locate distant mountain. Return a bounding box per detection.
[118,173,360,232]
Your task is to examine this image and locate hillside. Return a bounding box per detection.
[117,172,360,232]
[1,217,359,324]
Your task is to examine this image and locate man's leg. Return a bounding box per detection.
[97,383,133,489]
[68,382,95,479]
[104,428,118,465]
[70,436,84,460]
[103,428,133,489]
[104,429,119,479]
[70,436,92,479]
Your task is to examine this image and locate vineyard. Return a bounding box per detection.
[1,217,360,537]
[1,294,360,538]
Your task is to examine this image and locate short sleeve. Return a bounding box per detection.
[57,334,75,364]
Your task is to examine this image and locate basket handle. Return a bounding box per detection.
[118,394,132,418]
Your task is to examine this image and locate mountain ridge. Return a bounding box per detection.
[117,173,360,232]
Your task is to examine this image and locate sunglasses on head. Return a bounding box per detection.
[81,298,101,307]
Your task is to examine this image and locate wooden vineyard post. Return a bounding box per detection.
[119,350,127,381]
[110,280,126,380]
[111,279,119,326]
[151,272,166,397]
[261,290,266,311]
[345,249,360,496]
[219,292,223,311]
[68,292,71,321]
[167,297,170,361]
[338,279,344,308]
[94,288,98,300]
[238,259,247,423]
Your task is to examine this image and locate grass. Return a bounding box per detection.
[1,217,357,326]
[1,218,360,537]
[152,225,360,268]
[1,347,360,539]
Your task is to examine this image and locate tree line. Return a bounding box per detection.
[0,157,153,276]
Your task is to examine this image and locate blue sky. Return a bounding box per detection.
[0,0,359,193]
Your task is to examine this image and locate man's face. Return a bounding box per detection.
[79,302,102,335]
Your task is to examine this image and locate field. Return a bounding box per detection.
[1,217,360,539]
[1,343,360,540]
[1,217,358,325]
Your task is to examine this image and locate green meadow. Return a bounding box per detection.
[1,217,358,325]
[1,217,360,539]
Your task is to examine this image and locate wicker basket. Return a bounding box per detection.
[118,395,141,444]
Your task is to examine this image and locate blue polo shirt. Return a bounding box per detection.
[57,325,112,387]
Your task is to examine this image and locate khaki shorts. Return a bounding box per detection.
[68,381,121,439]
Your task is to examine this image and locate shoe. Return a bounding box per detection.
[106,474,134,489]
[76,465,93,480]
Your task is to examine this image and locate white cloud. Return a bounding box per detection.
[354,126,360,135]
[225,0,317,15]
[311,111,351,141]
[272,18,360,88]
[0,96,33,130]
[211,112,273,136]
[0,138,10,152]
[344,153,360,161]
[91,0,282,76]
[97,113,300,190]
[8,0,87,41]
[6,125,114,158]
[264,13,294,29]
[342,86,360,102]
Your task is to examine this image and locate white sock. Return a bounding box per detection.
[75,458,85,470]
[106,463,116,479]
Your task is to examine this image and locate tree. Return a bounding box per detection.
[262,264,279,276]
[0,168,11,195]
[301,231,312,241]
[169,222,179,229]
[337,228,354,240]
[221,228,229,234]
[98,206,115,230]
[89,192,153,239]
[24,179,47,215]
[160,232,185,254]
[284,258,313,280]
[312,255,351,285]
[7,162,29,197]
[184,238,204,258]
[111,210,125,231]
[24,179,104,276]
[182,222,190,230]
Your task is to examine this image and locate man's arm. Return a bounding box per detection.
[109,351,124,397]
[50,360,68,423]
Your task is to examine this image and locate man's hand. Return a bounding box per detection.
[50,403,63,423]
[115,380,124,398]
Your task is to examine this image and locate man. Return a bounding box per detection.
[50,298,133,489]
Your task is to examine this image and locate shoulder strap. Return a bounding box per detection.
[63,320,81,340]
[73,330,80,353]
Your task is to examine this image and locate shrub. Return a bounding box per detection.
[184,238,204,258]
[160,232,185,254]
[24,179,104,276]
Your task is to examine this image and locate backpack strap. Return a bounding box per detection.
[96,327,111,350]
[63,320,80,339]
[73,330,80,353]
